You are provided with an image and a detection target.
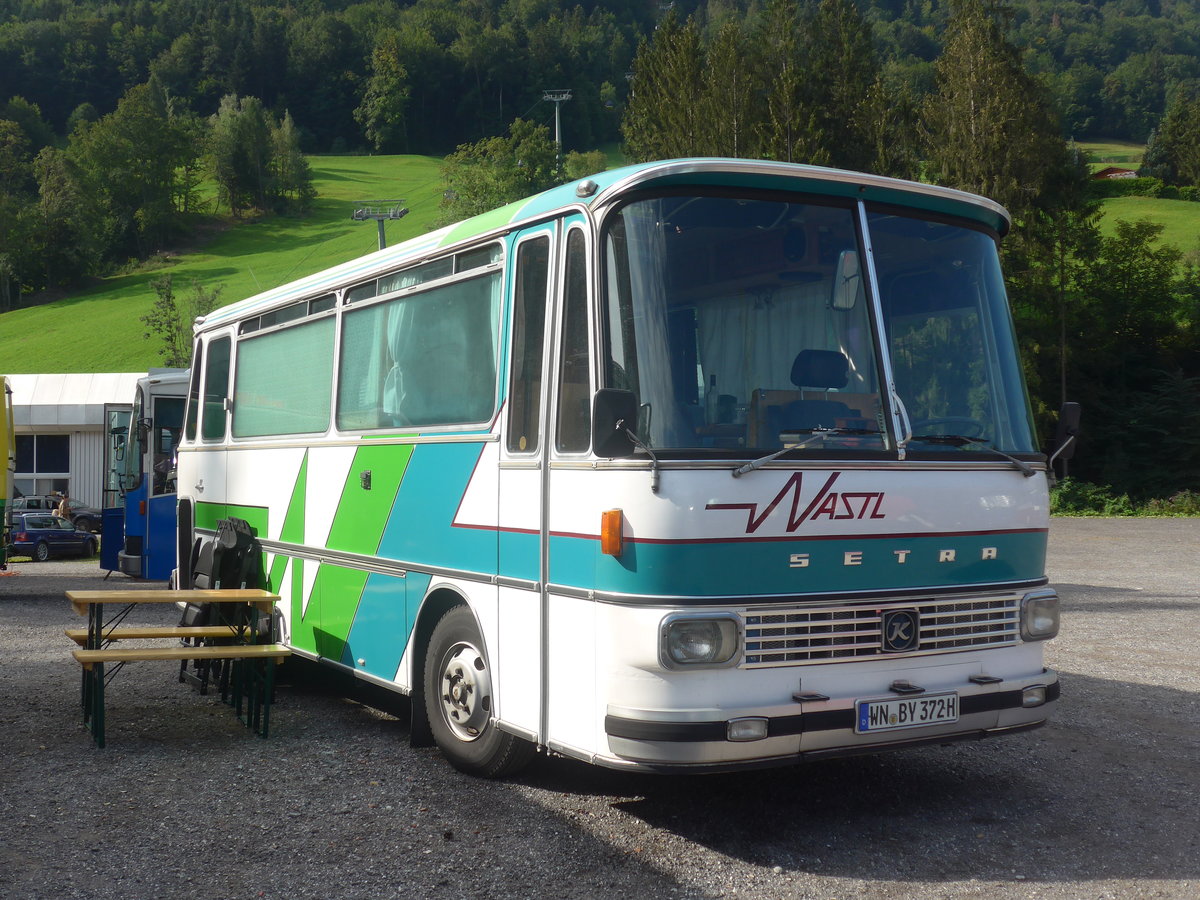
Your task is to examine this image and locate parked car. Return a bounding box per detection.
[11,495,102,532]
[10,513,98,562]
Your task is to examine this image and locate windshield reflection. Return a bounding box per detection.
[603,194,884,453]
[600,192,1036,457]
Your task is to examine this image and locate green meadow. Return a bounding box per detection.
[1078,140,1200,258]
[1097,195,1200,256]
[1078,138,1145,171]
[1,155,445,374]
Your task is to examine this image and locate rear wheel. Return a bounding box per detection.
[74,516,96,533]
[82,538,97,557]
[424,605,535,778]
[33,541,51,562]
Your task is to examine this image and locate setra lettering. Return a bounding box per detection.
[786,546,1002,569]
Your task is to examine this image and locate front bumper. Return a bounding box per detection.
[602,668,1058,772]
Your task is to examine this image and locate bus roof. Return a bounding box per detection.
[199,158,1011,332]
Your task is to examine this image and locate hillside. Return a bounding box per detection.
[5,144,1198,377]
[0,155,445,374]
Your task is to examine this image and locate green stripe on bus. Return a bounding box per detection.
[326,443,414,556]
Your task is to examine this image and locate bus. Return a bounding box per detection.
[109,369,188,581]
[176,158,1063,777]
[1,376,13,570]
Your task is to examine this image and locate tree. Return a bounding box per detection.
[698,20,759,158]
[141,274,222,368]
[270,110,316,214]
[757,0,817,163]
[209,94,272,216]
[621,12,706,162]
[1066,218,1193,493]
[63,80,197,261]
[1152,90,1200,186]
[354,28,411,154]
[804,0,881,172]
[921,0,1068,220]
[438,117,562,223]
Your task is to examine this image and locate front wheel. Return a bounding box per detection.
[424,605,535,778]
[33,541,51,562]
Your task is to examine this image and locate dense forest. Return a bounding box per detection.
[1,0,1199,500]
[3,0,1200,154]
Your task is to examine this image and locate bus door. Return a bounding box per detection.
[497,221,557,739]
[183,334,233,562]
[142,393,185,581]
[543,220,596,751]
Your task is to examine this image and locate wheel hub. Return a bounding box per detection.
[438,642,492,741]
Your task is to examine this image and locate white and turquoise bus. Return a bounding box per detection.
[176,159,1062,776]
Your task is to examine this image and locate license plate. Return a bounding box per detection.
[855,692,959,733]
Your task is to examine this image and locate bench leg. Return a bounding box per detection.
[86,662,106,749]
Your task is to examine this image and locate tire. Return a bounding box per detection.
[75,517,96,533]
[82,539,97,558]
[33,541,51,562]
[423,605,536,778]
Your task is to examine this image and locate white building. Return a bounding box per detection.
[7,373,146,509]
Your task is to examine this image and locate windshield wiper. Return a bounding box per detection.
[731,427,879,478]
[907,433,1036,477]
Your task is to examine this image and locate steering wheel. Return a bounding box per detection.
[910,417,986,438]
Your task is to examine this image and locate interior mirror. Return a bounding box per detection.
[1049,401,1081,464]
[592,389,638,458]
[832,250,864,311]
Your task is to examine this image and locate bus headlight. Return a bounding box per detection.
[1020,590,1060,641]
[660,615,740,668]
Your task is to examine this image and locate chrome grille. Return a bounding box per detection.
[741,595,1020,667]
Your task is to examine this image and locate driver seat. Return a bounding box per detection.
[767,350,860,437]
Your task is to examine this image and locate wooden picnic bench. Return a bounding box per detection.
[64,625,250,644]
[66,589,290,748]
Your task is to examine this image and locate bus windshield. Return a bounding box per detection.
[119,387,145,492]
[870,210,1037,454]
[601,192,1035,455]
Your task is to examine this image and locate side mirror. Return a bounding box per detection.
[1049,401,1081,465]
[592,389,638,458]
[831,250,864,311]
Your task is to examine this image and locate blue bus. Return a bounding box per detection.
[107,370,188,581]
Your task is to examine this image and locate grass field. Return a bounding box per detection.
[1078,138,1145,171]
[0,155,446,374]
[1076,140,1200,258]
[1097,196,1200,257]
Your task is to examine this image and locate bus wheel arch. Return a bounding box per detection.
[419,599,535,778]
[408,588,463,748]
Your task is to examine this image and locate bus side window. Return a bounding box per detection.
[507,235,550,454]
[185,341,203,441]
[555,229,591,452]
[202,336,231,442]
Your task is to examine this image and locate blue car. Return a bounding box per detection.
[10,513,98,562]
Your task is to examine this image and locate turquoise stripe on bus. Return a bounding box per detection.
[341,571,432,679]
[549,530,1046,598]
[376,442,497,574]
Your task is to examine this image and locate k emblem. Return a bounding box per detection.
[881,609,919,653]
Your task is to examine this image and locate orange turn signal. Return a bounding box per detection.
[601,509,624,557]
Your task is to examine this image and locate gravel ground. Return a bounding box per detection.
[1,518,1197,900]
